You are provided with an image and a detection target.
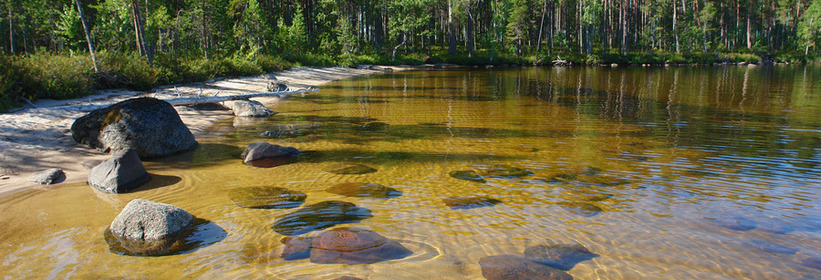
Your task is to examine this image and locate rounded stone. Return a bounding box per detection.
[105,199,195,256]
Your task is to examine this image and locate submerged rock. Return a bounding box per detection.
[560,202,602,217]
[800,257,821,270]
[280,236,314,260]
[260,122,321,138]
[710,215,757,231]
[357,122,389,131]
[29,168,64,185]
[326,182,402,199]
[272,201,373,236]
[742,239,798,255]
[324,163,377,175]
[241,142,300,163]
[449,170,486,183]
[310,227,412,264]
[228,186,307,209]
[443,196,502,209]
[479,255,573,280]
[71,97,197,159]
[479,164,534,178]
[88,149,151,193]
[105,199,195,256]
[582,167,602,176]
[524,243,598,270]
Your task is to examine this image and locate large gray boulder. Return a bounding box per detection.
[71,97,198,159]
[105,199,195,256]
[241,142,299,163]
[88,149,150,193]
[226,100,275,117]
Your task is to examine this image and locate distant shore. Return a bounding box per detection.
[0,66,412,196]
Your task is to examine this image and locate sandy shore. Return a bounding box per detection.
[0,66,410,196]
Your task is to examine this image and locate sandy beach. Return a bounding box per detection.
[0,66,409,196]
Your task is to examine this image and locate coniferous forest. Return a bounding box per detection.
[1,0,820,110]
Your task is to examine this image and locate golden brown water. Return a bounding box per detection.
[2,66,820,279]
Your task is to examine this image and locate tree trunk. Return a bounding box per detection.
[465,2,474,57]
[448,0,456,55]
[674,0,680,53]
[75,0,98,72]
[746,11,752,50]
[8,9,14,54]
[536,0,548,55]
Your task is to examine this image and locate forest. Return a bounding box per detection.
[1,0,820,111]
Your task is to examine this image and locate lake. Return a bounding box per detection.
[1,66,819,279]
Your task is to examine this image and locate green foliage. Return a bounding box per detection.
[798,1,821,55]
[96,51,159,90]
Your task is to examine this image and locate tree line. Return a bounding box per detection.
[1,0,820,63]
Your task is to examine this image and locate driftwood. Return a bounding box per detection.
[23,87,319,113]
[552,56,569,66]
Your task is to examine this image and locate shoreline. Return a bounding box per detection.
[0,66,412,196]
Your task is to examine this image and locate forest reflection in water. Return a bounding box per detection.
[0,65,819,279]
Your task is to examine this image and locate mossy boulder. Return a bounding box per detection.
[71,97,197,159]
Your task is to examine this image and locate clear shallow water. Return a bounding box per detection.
[1,66,820,279]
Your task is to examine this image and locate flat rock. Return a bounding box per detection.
[29,168,64,185]
[560,202,602,217]
[443,196,502,209]
[105,199,195,256]
[241,142,300,163]
[272,201,373,236]
[524,243,598,270]
[479,255,573,280]
[449,170,486,183]
[71,97,197,159]
[227,100,275,117]
[326,182,402,198]
[310,227,412,265]
[88,149,150,193]
[324,163,377,175]
[228,186,307,209]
